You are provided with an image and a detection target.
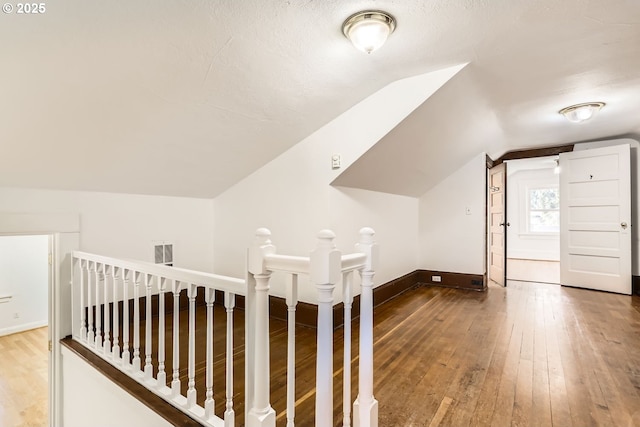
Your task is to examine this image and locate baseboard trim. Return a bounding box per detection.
[95,269,485,332]
[266,270,421,329]
[417,269,486,291]
[0,320,48,337]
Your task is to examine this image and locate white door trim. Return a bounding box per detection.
[0,213,80,427]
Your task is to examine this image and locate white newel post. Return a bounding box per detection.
[246,228,276,427]
[353,228,378,427]
[310,230,342,427]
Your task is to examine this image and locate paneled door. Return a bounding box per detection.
[560,144,631,294]
[489,163,506,286]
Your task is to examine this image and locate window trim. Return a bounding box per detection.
[525,185,560,235]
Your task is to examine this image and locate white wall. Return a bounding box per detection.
[0,235,49,336]
[61,346,172,427]
[418,153,487,275]
[0,188,215,272]
[211,69,460,303]
[505,158,560,261]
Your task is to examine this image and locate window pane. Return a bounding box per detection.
[530,210,560,232]
[530,188,559,210]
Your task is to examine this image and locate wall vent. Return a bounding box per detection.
[154,243,173,267]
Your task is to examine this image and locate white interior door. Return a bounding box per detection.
[560,144,631,294]
[488,163,506,286]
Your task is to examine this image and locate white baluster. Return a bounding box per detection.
[171,280,181,397]
[286,274,298,427]
[144,274,153,379]
[342,272,354,427]
[112,267,120,360]
[132,271,141,371]
[353,228,378,427]
[80,259,87,341]
[103,265,112,356]
[157,277,167,387]
[95,263,102,351]
[310,230,341,427]
[88,262,95,345]
[224,292,236,427]
[187,283,197,408]
[204,288,215,419]
[246,228,276,427]
[122,269,131,366]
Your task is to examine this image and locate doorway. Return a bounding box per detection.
[505,156,560,284]
[0,234,51,427]
[487,141,635,293]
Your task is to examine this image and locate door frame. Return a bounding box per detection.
[486,145,575,286]
[487,140,638,291]
[0,213,80,427]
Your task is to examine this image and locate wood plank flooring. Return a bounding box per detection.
[6,279,640,427]
[126,280,640,426]
[0,327,48,427]
[371,281,640,427]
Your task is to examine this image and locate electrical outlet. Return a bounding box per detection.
[431,275,442,282]
[13,312,19,319]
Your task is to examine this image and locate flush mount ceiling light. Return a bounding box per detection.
[559,102,605,123]
[342,10,396,54]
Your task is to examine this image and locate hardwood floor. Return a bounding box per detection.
[0,327,48,427]
[110,280,639,426]
[67,279,640,426]
[372,281,640,427]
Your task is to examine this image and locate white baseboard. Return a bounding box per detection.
[0,320,48,337]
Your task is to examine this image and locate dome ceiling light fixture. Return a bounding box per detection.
[559,102,605,123]
[342,10,396,54]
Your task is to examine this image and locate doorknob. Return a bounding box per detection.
[499,222,511,227]
[621,222,628,229]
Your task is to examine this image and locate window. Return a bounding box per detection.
[528,187,559,233]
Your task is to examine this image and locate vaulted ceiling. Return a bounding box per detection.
[1,1,639,198]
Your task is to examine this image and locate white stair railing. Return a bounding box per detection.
[71,227,378,427]
[246,227,378,427]
[72,252,245,427]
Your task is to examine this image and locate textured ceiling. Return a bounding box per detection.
[1,1,639,198]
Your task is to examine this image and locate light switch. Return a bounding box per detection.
[331,154,341,169]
